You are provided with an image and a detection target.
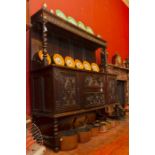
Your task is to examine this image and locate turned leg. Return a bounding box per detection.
[53,118,60,152]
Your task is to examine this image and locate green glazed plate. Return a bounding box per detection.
[86,26,94,35]
[56,9,67,21]
[67,16,77,26]
[77,21,86,31]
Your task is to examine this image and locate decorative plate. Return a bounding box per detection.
[86,26,94,35]
[91,63,100,72]
[53,53,65,66]
[75,59,84,69]
[67,16,77,26]
[65,56,75,68]
[50,9,54,14]
[97,34,102,38]
[83,61,91,71]
[55,9,67,21]
[38,50,51,65]
[77,21,86,31]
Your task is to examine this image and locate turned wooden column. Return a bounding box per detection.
[42,14,49,66]
[100,47,107,73]
[53,118,60,152]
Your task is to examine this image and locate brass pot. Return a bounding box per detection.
[112,53,122,65]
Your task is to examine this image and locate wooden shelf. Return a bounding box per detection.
[31,8,106,49]
[31,63,107,75]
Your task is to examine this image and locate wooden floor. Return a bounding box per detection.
[45,118,129,155]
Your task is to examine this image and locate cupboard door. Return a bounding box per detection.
[31,76,44,112]
[53,68,80,113]
[106,75,117,104]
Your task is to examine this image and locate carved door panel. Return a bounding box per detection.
[43,73,54,112]
[117,80,125,106]
[31,76,44,112]
[76,71,85,107]
[106,75,117,104]
[53,68,80,113]
[31,71,54,113]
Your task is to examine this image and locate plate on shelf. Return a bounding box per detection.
[77,21,86,31]
[38,50,51,65]
[86,26,94,35]
[75,59,84,69]
[55,9,67,21]
[83,61,91,71]
[97,34,102,38]
[91,63,100,72]
[53,53,65,66]
[65,56,75,68]
[67,16,77,26]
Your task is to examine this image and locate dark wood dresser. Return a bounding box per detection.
[30,8,117,152]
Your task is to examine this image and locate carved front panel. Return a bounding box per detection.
[53,68,80,113]
[84,74,104,88]
[84,93,105,108]
[83,73,105,108]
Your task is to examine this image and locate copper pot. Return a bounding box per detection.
[99,121,107,133]
[110,120,116,128]
[91,123,100,136]
[105,121,112,129]
[91,127,99,137]
[77,127,91,143]
[60,130,78,151]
